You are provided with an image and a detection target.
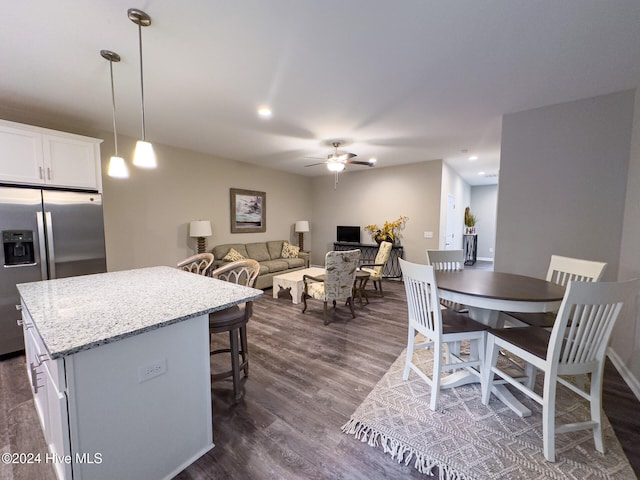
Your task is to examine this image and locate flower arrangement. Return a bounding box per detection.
[364,215,409,244]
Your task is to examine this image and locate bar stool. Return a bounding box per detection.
[208,259,260,401]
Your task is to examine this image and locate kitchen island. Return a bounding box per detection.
[16,266,262,480]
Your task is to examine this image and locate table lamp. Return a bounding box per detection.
[189,220,212,254]
[295,220,310,251]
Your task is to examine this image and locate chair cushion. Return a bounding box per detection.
[281,242,300,259]
[504,311,556,328]
[489,326,551,360]
[209,305,249,332]
[223,248,246,262]
[261,259,288,273]
[306,281,325,300]
[441,309,489,334]
[360,267,381,281]
[246,242,271,262]
[267,240,285,259]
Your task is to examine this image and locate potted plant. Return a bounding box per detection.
[364,216,409,244]
[464,207,477,235]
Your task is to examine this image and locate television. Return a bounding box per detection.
[336,226,360,244]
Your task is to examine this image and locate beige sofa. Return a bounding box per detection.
[211,241,310,290]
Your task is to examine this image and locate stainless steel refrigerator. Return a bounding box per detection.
[0,186,106,355]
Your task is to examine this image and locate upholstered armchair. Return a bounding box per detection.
[360,241,392,297]
[302,249,361,325]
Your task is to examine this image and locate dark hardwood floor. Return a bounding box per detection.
[1,279,639,479]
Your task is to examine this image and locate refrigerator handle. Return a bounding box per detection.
[36,211,48,279]
[44,211,56,279]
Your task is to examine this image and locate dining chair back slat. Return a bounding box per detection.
[546,255,607,286]
[426,249,464,272]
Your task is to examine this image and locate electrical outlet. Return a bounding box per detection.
[138,358,167,383]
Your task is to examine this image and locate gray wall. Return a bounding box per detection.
[612,88,640,393]
[495,90,634,280]
[470,185,497,259]
[309,161,444,266]
[495,89,639,395]
[101,134,313,271]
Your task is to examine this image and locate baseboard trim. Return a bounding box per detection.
[607,347,640,402]
[476,257,494,262]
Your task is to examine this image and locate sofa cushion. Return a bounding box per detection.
[261,259,289,273]
[267,241,284,260]
[223,248,246,262]
[212,243,248,261]
[281,242,300,259]
[282,257,306,269]
[246,242,271,262]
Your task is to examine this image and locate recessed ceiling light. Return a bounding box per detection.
[258,106,272,118]
[469,155,478,161]
[478,171,486,176]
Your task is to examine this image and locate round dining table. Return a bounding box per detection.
[434,269,566,417]
[435,270,566,328]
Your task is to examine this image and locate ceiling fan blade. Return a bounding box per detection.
[304,162,328,167]
[347,160,374,166]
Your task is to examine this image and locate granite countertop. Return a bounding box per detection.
[17,266,263,359]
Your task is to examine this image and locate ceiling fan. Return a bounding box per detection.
[305,141,376,188]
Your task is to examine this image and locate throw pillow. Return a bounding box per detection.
[281,242,300,259]
[223,248,246,262]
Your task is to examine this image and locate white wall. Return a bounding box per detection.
[470,185,497,259]
[440,163,470,250]
[495,90,634,280]
[309,161,443,265]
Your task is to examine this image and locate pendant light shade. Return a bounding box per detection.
[128,8,156,169]
[100,49,129,179]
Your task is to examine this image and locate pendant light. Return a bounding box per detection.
[100,50,129,178]
[128,8,156,168]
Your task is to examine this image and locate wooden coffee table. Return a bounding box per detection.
[272,267,325,304]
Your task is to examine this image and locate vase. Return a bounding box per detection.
[374,234,393,245]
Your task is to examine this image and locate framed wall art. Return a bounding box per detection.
[230,188,266,233]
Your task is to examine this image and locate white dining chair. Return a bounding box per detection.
[482,278,638,462]
[426,249,468,313]
[426,249,465,272]
[399,259,489,411]
[504,255,607,328]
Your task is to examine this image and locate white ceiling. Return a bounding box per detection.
[2,1,640,186]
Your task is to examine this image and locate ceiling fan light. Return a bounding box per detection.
[327,162,345,173]
[108,156,129,178]
[133,140,157,168]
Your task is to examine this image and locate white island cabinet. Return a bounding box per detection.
[17,266,262,480]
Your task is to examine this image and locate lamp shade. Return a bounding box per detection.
[295,220,310,233]
[107,156,128,178]
[133,140,157,168]
[189,220,212,238]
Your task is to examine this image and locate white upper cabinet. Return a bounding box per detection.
[0,119,103,192]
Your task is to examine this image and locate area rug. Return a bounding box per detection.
[341,345,635,479]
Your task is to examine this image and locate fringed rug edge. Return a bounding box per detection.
[341,417,472,480]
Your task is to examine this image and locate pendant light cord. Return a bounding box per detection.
[108,60,119,156]
[137,23,146,142]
